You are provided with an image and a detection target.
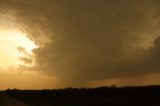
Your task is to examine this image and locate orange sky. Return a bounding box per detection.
[0,15,58,89]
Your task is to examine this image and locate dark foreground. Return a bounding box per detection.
[1,85,160,106]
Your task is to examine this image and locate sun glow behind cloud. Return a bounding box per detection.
[0,15,57,89]
[0,15,36,69]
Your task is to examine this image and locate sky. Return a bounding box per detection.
[1,0,160,89]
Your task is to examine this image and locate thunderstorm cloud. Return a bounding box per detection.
[1,0,160,86]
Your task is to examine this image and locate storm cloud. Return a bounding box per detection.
[1,0,160,86]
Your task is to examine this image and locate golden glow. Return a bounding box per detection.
[0,16,36,69]
[0,15,55,90]
[0,69,57,89]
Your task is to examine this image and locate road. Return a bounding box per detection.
[0,93,28,106]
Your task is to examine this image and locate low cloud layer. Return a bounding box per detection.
[1,0,160,86]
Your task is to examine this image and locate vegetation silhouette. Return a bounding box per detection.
[1,85,160,106]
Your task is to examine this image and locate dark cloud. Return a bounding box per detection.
[17,47,31,56]
[17,47,33,65]
[18,57,32,64]
[1,0,160,86]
